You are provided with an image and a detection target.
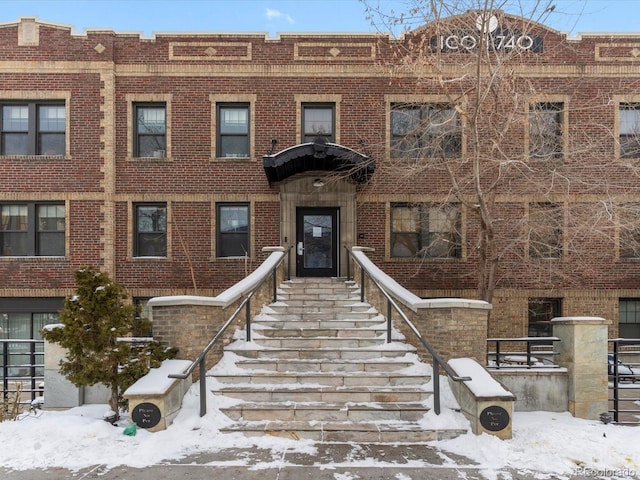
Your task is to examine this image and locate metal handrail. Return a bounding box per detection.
[169,247,291,417]
[345,246,470,415]
[486,337,561,369]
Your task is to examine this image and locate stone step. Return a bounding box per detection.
[253,327,384,339]
[264,298,370,313]
[224,346,417,360]
[254,312,381,323]
[220,421,466,443]
[253,337,386,348]
[211,386,432,403]
[252,318,387,330]
[211,372,431,387]
[220,401,430,422]
[234,358,418,373]
[207,277,465,444]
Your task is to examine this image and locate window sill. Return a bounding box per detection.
[0,255,67,260]
[388,256,464,262]
[131,256,168,260]
[211,156,253,162]
[128,156,172,162]
[213,256,253,261]
[0,155,70,160]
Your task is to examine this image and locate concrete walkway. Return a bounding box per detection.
[0,443,611,479]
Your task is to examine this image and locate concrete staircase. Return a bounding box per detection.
[208,277,467,442]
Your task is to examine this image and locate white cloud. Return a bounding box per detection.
[265,8,295,25]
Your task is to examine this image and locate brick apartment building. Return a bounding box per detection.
[2,12,640,356]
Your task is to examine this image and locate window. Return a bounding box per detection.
[619,203,640,259]
[529,102,563,158]
[528,298,561,337]
[619,299,640,338]
[390,203,461,258]
[217,104,249,158]
[133,298,153,337]
[0,203,65,256]
[0,298,62,377]
[529,202,562,259]
[134,103,166,158]
[1,101,65,156]
[134,203,167,257]
[391,103,461,158]
[217,203,249,257]
[619,103,640,158]
[302,104,335,143]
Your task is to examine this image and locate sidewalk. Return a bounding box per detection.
[0,443,610,479]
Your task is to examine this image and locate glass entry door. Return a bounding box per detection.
[296,207,338,277]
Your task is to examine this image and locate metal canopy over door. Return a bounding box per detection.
[296,207,338,277]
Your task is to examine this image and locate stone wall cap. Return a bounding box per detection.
[414,298,492,310]
[148,295,225,307]
[123,359,192,397]
[551,316,608,324]
[449,358,516,399]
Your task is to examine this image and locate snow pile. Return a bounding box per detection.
[0,383,638,477]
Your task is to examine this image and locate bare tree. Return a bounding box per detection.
[361,0,640,317]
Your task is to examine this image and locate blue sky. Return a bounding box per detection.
[0,0,638,38]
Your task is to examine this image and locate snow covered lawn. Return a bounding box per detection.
[0,383,638,478]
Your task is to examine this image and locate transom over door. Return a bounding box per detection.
[296,207,339,277]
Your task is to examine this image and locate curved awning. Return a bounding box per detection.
[262,138,375,184]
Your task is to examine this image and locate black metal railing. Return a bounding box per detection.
[169,247,290,417]
[608,338,640,425]
[1,339,45,409]
[345,246,470,415]
[486,337,561,369]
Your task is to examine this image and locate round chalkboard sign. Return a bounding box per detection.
[131,402,161,429]
[479,405,510,432]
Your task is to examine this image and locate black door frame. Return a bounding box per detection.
[296,207,339,277]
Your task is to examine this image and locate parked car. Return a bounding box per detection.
[608,354,638,382]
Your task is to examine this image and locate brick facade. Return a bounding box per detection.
[2,14,640,341]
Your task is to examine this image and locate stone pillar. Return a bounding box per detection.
[551,316,609,420]
[44,338,83,408]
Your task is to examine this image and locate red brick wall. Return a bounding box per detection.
[1,17,639,339]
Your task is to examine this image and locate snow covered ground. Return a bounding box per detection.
[0,380,638,479]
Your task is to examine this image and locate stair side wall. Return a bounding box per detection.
[357,262,489,364]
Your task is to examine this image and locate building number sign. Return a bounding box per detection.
[430,15,543,53]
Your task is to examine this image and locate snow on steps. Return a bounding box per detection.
[207,277,467,443]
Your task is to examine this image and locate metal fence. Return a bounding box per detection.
[608,338,640,425]
[486,337,561,369]
[1,339,45,409]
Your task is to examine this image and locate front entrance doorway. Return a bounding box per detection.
[296,207,339,277]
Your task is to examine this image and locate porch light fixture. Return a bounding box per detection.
[313,178,325,188]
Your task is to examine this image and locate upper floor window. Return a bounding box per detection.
[391,103,461,159]
[619,103,640,158]
[529,102,563,159]
[619,203,640,259]
[217,104,249,158]
[0,203,65,256]
[217,203,249,257]
[134,103,166,158]
[1,102,65,156]
[390,203,461,259]
[528,202,563,259]
[134,203,167,257]
[302,104,335,143]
